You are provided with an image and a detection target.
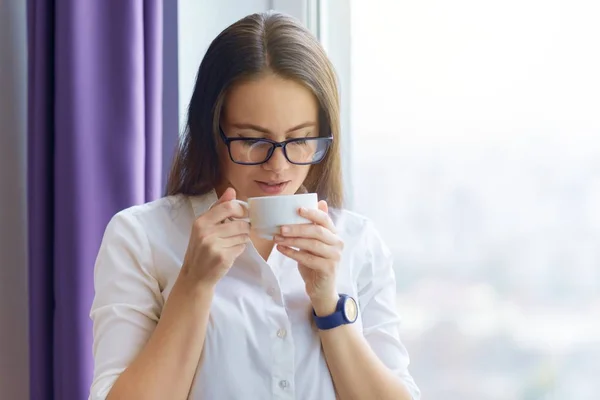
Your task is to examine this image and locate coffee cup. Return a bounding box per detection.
[234,193,318,239]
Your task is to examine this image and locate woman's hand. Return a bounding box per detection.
[274,200,344,316]
[180,187,250,288]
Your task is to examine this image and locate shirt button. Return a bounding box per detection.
[279,380,289,389]
[277,329,287,339]
[267,287,275,296]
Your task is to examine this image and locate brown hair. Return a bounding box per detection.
[166,11,343,207]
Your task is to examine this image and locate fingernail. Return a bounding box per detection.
[280,226,290,234]
[273,235,283,242]
[299,207,306,214]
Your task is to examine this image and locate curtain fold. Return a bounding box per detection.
[27,1,163,398]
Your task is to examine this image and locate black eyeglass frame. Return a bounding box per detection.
[219,126,333,166]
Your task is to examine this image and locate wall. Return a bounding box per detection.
[0,0,29,398]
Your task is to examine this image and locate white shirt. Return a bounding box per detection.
[89,191,420,400]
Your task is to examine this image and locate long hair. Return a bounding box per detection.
[166,11,343,207]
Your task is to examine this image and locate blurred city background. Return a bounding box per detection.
[350,1,600,398]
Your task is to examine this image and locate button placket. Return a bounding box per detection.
[264,284,295,398]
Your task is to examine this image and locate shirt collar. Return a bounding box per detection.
[188,189,219,219]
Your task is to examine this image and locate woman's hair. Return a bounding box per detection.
[166,11,343,207]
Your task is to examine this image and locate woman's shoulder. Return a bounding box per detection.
[113,194,189,221]
[329,207,376,240]
[106,194,212,237]
[330,207,391,254]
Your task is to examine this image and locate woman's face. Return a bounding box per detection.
[217,73,320,201]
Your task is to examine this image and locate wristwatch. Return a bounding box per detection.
[312,294,358,330]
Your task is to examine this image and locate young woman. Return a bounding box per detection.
[90,11,420,400]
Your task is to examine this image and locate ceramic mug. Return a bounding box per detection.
[234,193,318,239]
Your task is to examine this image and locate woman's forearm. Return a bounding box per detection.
[107,273,213,400]
[319,325,413,400]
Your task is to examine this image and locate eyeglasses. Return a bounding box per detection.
[219,127,333,165]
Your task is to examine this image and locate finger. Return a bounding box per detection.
[280,223,338,245]
[205,200,247,224]
[207,187,237,212]
[219,234,251,248]
[214,220,250,237]
[318,200,329,214]
[297,206,336,233]
[217,187,236,204]
[273,236,338,259]
[203,187,239,223]
[276,245,330,272]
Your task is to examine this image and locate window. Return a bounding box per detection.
[345,0,600,398]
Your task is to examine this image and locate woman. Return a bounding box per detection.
[90,11,420,400]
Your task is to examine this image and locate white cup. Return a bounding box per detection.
[234,193,318,239]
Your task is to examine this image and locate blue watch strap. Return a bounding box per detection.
[312,294,350,330]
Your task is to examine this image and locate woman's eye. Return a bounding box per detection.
[289,137,315,145]
[241,139,260,146]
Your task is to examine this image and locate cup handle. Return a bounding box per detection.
[231,199,250,223]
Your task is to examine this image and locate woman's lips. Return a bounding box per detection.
[255,180,289,194]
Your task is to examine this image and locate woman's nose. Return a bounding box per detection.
[264,146,290,172]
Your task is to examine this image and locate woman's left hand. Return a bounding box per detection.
[274,200,344,316]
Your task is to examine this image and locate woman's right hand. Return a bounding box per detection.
[180,187,250,288]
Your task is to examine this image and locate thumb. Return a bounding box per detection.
[217,187,237,204]
[318,200,328,214]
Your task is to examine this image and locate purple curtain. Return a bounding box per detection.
[27,1,164,399]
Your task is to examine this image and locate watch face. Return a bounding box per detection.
[343,297,358,322]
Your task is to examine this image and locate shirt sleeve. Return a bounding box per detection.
[88,210,164,400]
[357,220,421,400]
